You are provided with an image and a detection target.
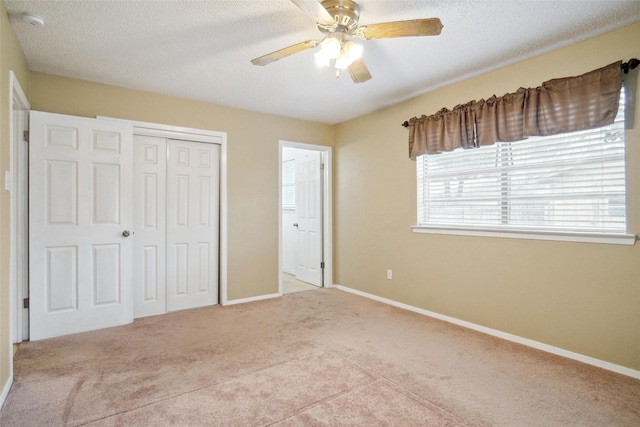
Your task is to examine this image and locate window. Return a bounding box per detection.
[415,89,633,243]
[282,159,296,210]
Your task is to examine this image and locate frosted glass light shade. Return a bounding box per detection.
[335,51,350,69]
[345,41,363,62]
[320,37,342,59]
[314,50,331,67]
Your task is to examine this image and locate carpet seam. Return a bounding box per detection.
[263,377,380,426]
[72,352,357,426]
[343,356,468,424]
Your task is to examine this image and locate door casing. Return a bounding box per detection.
[9,72,30,345]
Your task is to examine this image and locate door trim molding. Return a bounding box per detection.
[278,141,333,295]
[98,117,229,305]
[9,71,30,350]
[0,373,13,411]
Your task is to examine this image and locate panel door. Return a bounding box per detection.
[29,111,133,340]
[132,135,167,318]
[166,139,220,311]
[295,151,322,286]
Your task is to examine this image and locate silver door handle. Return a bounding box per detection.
[122,230,131,238]
[293,223,299,228]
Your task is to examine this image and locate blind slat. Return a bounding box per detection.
[282,159,296,209]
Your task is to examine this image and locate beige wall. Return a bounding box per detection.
[334,22,640,370]
[0,0,30,398]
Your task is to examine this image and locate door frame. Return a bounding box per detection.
[278,141,333,294]
[9,71,30,346]
[99,117,229,304]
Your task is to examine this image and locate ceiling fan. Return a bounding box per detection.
[251,0,443,83]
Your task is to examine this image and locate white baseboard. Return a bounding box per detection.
[0,374,13,411]
[223,292,280,306]
[335,285,640,380]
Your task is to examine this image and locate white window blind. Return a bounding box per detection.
[282,159,296,210]
[417,89,627,235]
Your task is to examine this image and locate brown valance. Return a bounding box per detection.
[407,61,623,158]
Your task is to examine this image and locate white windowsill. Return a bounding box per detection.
[411,225,636,245]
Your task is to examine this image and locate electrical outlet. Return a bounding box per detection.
[386,269,392,280]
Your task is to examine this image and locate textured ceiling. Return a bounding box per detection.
[5,0,640,124]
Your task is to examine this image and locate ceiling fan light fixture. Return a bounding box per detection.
[335,51,350,70]
[335,40,362,70]
[314,50,331,67]
[252,0,442,83]
[344,40,363,62]
[320,36,342,59]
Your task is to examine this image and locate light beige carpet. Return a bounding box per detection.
[1,288,638,426]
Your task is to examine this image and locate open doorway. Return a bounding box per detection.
[279,141,332,295]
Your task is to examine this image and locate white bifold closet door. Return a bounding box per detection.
[133,135,220,318]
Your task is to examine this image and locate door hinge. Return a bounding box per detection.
[23,297,29,309]
[320,162,325,170]
[320,261,325,269]
[23,130,29,142]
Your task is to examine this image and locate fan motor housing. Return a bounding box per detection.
[320,0,361,32]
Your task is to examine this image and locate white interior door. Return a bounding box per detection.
[29,111,133,340]
[132,135,167,318]
[295,150,322,286]
[166,139,220,311]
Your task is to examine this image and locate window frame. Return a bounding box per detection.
[411,224,635,245]
[413,90,636,246]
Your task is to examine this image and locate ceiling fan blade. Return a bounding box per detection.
[348,60,372,83]
[355,18,443,40]
[290,0,336,28]
[251,40,319,66]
